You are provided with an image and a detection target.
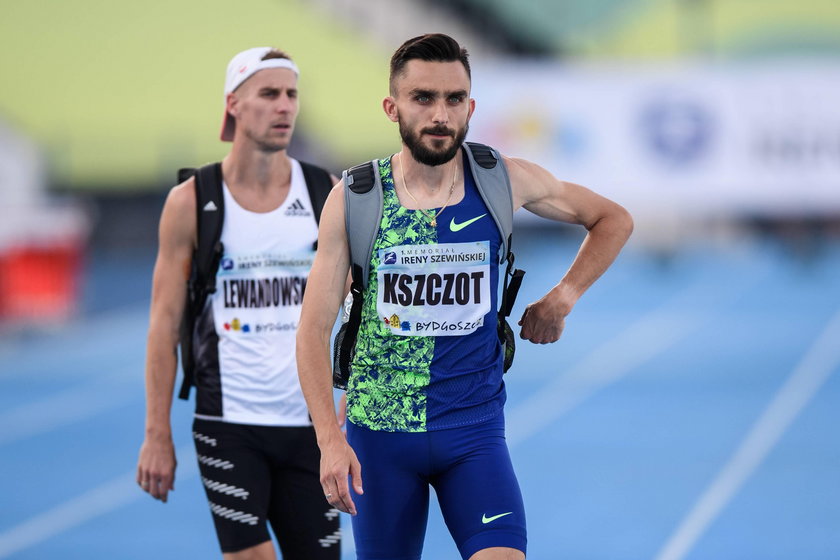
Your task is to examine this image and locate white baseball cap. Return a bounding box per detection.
[220,47,300,141]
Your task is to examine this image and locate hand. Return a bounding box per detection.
[137,436,177,503]
[518,295,568,344]
[320,436,363,515]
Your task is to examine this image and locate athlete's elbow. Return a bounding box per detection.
[613,205,634,241]
[586,204,633,242]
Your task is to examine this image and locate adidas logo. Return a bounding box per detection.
[203,201,218,212]
[285,198,311,217]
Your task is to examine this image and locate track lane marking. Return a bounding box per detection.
[654,307,840,560]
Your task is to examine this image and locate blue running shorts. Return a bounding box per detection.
[346,412,526,560]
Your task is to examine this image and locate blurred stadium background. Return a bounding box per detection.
[1,0,838,559]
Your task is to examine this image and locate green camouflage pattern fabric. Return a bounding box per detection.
[346,156,436,432]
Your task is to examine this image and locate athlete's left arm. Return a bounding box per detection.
[505,155,634,344]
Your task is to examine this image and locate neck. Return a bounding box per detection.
[223,142,291,191]
[398,148,460,195]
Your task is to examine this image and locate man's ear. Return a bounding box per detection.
[226,92,239,118]
[383,96,399,123]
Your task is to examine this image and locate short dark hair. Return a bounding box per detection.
[389,34,470,94]
[262,48,293,62]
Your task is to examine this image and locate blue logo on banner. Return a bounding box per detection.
[221,258,234,271]
[383,252,397,265]
[641,98,714,165]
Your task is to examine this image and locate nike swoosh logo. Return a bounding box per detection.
[450,213,487,232]
[482,512,513,524]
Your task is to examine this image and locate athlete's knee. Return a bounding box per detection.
[223,540,276,560]
[468,546,525,560]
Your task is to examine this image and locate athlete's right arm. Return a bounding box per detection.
[297,181,363,515]
[136,179,196,503]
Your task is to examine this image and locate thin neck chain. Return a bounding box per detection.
[398,153,457,227]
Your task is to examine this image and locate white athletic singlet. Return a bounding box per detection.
[197,159,317,426]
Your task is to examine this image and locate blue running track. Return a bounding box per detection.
[1,230,838,559]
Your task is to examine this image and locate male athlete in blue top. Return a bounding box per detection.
[297,34,634,560]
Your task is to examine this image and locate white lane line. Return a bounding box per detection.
[0,444,197,558]
[654,307,840,560]
[506,278,745,447]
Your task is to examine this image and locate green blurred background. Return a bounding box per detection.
[3,0,838,191]
[0,0,391,190]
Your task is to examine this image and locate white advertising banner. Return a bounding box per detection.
[469,61,840,218]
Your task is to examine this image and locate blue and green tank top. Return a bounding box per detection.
[346,150,505,432]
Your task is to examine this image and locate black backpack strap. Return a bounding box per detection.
[178,162,224,400]
[193,163,225,299]
[334,263,365,389]
[497,236,524,373]
[299,161,333,225]
[177,167,196,185]
[499,235,525,319]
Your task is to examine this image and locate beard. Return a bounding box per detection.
[254,139,288,153]
[244,126,291,154]
[399,120,468,167]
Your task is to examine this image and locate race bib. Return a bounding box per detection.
[376,242,491,336]
[214,248,314,335]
